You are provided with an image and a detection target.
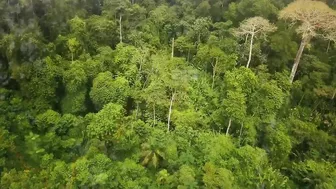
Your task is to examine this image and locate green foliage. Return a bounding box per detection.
[67,38,81,60]
[191,17,212,44]
[226,0,279,23]
[87,103,125,141]
[0,0,335,188]
[202,135,235,165]
[113,159,151,188]
[35,110,61,132]
[264,125,292,168]
[203,162,234,189]
[249,81,285,119]
[70,153,113,187]
[63,65,87,93]
[195,43,237,72]
[231,146,288,188]
[61,88,87,114]
[0,128,15,168]
[292,160,336,189]
[176,165,198,188]
[86,15,118,48]
[90,71,130,109]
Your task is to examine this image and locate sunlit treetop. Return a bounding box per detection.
[279,0,336,38]
[234,16,277,38]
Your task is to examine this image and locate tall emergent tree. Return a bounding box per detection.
[279,0,336,83]
[324,26,336,53]
[234,17,277,68]
[103,0,132,44]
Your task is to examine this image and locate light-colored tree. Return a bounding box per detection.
[103,0,132,44]
[192,17,212,45]
[149,55,194,132]
[67,38,80,63]
[324,29,336,53]
[279,0,336,83]
[234,17,277,68]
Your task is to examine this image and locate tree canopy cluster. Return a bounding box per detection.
[1,0,336,188]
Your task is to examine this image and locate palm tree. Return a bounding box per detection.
[140,142,165,168]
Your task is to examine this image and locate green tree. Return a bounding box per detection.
[195,43,237,89]
[202,162,234,189]
[61,62,88,114]
[90,71,130,110]
[191,17,212,45]
[149,55,195,132]
[221,67,257,135]
[87,103,125,142]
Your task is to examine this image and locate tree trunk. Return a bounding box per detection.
[290,37,308,83]
[171,37,174,58]
[71,53,74,63]
[238,123,243,145]
[211,57,218,89]
[119,14,123,43]
[246,33,254,68]
[245,34,249,44]
[187,48,190,62]
[28,0,34,12]
[226,119,232,136]
[153,104,156,126]
[327,40,331,53]
[298,93,306,106]
[167,92,175,132]
[198,33,201,45]
[135,102,139,118]
[332,88,336,100]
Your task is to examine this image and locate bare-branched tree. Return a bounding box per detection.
[279,0,336,83]
[234,17,277,68]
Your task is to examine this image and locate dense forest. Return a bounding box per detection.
[1,0,336,188]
